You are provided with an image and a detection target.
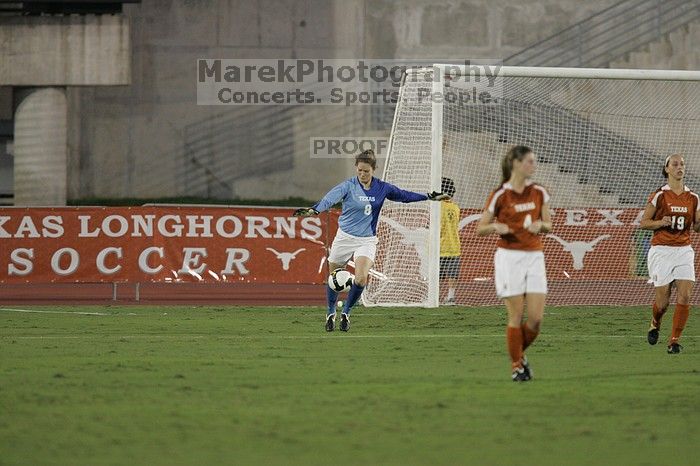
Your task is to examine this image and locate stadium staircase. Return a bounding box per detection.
[610,20,700,70]
[490,0,700,207]
[448,97,700,208]
[181,104,369,199]
[180,0,700,204]
[505,0,700,68]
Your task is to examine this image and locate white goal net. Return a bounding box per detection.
[364,65,700,307]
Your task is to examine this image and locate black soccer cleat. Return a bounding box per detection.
[667,343,683,354]
[325,313,335,332]
[340,313,350,332]
[647,327,659,346]
[521,355,533,380]
[512,366,531,382]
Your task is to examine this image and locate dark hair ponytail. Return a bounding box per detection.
[501,145,532,184]
[355,149,377,169]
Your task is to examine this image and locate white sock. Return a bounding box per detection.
[447,288,455,300]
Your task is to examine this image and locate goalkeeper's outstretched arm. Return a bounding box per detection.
[386,184,450,203]
[427,191,450,201]
[292,180,350,217]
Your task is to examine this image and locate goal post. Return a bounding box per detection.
[364,65,700,308]
[428,66,444,308]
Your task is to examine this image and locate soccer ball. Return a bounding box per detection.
[328,269,354,292]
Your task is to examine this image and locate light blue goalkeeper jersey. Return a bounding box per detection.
[313,177,428,237]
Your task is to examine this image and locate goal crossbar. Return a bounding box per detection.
[430,65,700,81]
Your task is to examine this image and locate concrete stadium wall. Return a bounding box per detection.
[0,15,130,86]
[69,0,630,202]
[0,14,131,205]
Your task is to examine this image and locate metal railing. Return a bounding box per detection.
[506,0,700,67]
[164,1,700,202]
[369,0,700,130]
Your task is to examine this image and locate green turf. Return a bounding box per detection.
[1,305,698,466]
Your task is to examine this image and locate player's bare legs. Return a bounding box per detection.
[328,261,345,274]
[648,284,672,345]
[351,256,372,287]
[504,295,525,327]
[674,280,693,305]
[668,280,692,353]
[524,293,545,341]
[446,277,457,304]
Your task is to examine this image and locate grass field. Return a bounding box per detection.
[1,305,698,466]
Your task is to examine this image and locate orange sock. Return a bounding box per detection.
[652,302,666,329]
[669,304,690,344]
[521,323,540,351]
[507,326,523,369]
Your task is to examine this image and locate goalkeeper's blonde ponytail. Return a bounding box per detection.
[502,145,533,184]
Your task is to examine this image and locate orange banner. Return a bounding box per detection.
[4,206,694,290]
[0,206,338,284]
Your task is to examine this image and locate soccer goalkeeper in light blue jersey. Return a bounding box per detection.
[294,149,449,332]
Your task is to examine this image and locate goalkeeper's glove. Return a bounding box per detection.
[427,191,450,201]
[293,207,319,217]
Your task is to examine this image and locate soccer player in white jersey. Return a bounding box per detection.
[294,149,449,332]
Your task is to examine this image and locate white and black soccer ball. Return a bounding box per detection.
[328,269,354,292]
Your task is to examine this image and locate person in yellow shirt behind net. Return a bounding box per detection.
[440,177,461,305]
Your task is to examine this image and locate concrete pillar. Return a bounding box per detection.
[14,88,67,206]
